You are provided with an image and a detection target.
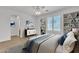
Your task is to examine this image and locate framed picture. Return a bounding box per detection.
[10,21,15,27]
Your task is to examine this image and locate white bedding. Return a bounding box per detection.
[38,32,77,53]
[56,31,77,53]
[26,32,77,53]
[38,34,62,53]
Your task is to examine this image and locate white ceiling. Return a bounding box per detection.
[4,6,69,16]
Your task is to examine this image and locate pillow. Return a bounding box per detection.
[58,33,67,45]
[56,42,76,53]
[67,31,74,36]
[63,31,77,52]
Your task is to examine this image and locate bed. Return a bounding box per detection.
[23,31,77,53]
[23,33,63,53]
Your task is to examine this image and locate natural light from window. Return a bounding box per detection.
[47,16,61,32]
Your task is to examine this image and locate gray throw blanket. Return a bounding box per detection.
[25,34,51,53]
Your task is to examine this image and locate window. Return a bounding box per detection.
[47,16,61,32]
[53,16,61,31]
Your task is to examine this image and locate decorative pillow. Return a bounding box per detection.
[63,31,77,52]
[58,33,67,45]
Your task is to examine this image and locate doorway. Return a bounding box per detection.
[10,15,20,37]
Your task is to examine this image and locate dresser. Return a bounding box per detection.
[25,29,36,37]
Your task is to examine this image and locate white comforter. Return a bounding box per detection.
[38,34,62,53]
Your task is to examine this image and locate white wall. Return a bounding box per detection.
[0,7,36,42]
[0,8,12,42]
[36,6,79,34]
[0,12,10,42]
